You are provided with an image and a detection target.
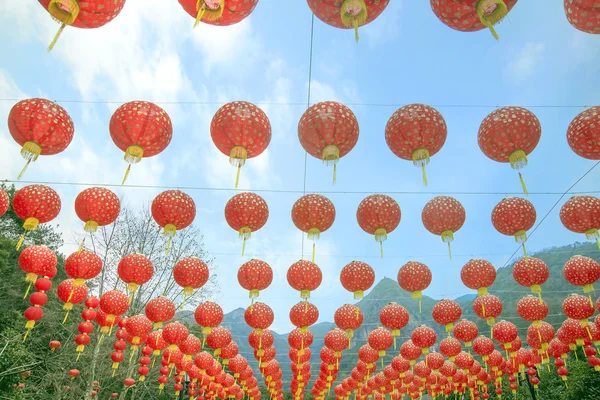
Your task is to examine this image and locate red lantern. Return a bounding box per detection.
[287,260,323,300]
[421,196,466,259]
[238,259,273,303]
[288,328,313,352]
[220,341,239,365]
[385,104,447,186]
[289,301,319,332]
[472,336,495,362]
[49,340,61,351]
[563,255,600,296]
[57,279,88,322]
[491,321,518,352]
[12,185,61,250]
[563,294,595,329]
[478,107,541,193]
[334,304,364,341]
[99,290,130,328]
[145,297,176,329]
[453,319,479,349]
[567,106,600,159]
[439,337,462,362]
[194,301,224,335]
[18,245,57,296]
[356,194,401,257]
[225,192,269,255]
[151,190,196,253]
[324,329,349,357]
[397,261,432,311]
[560,196,600,248]
[399,340,422,366]
[179,0,259,27]
[517,296,548,325]
[432,299,462,332]
[74,187,120,246]
[8,98,75,177]
[69,369,80,380]
[411,326,437,354]
[125,314,153,350]
[210,101,271,187]
[117,254,154,298]
[491,197,536,256]
[298,101,359,183]
[173,257,209,297]
[340,261,375,300]
[379,302,409,345]
[460,259,496,296]
[163,322,189,351]
[430,0,518,39]
[368,328,394,358]
[512,257,549,299]
[0,189,8,217]
[565,0,600,33]
[23,304,44,341]
[307,0,390,41]
[207,327,232,357]
[245,302,274,332]
[292,194,336,262]
[180,335,202,360]
[65,250,103,286]
[473,294,503,326]
[109,101,173,184]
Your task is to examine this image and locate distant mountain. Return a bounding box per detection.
[178,241,600,387]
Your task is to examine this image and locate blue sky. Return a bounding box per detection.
[1,1,600,333]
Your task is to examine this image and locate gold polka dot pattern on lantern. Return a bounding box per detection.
[565,0,600,34]
[385,104,447,186]
[18,245,58,289]
[453,319,479,348]
[245,302,274,331]
[57,278,89,323]
[397,261,432,306]
[356,194,401,257]
[460,259,497,296]
[334,304,364,340]
[517,296,548,324]
[74,187,120,234]
[292,194,336,262]
[12,185,62,250]
[237,259,273,301]
[65,250,103,284]
[512,257,549,298]
[0,188,9,217]
[225,192,269,256]
[287,260,323,300]
[567,106,600,160]
[340,260,375,300]
[368,327,394,358]
[117,254,154,296]
[491,197,536,257]
[206,327,232,357]
[173,257,209,296]
[422,196,466,259]
[432,299,463,332]
[145,297,176,329]
[194,302,224,335]
[473,294,503,326]
[151,190,196,254]
[563,255,600,295]
[560,196,600,248]
[289,301,319,332]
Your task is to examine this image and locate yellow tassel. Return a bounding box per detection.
[23,329,32,342]
[16,232,27,251]
[421,164,428,186]
[18,159,33,180]
[62,310,70,324]
[476,0,508,40]
[122,164,132,185]
[354,19,359,42]
[419,299,422,314]
[47,23,68,51]
[77,237,85,254]
[333,163,337,185]
[380,241,383,258]
[312,242,316,263]
[519,172,528,195]
[23,281,33,299]
[447,242,452,260]
[235,164,242,188]
[242,237,247,257]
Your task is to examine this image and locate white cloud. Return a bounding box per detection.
[507,42,545,80]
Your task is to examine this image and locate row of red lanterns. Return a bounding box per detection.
[8,97,600,191]
[36,1,600,52]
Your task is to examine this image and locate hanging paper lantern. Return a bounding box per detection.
[563,255,600,296]
[368,328,394,358]
[57,279,88,322]
[210,101,271,188]
[453,319,479,349]
[491,197,536,256]
[356,194,401,257]
[23,292,47,341]
[512,257,549,299]
[491,321,518,353]
[99,290,130,328]
[220,341,239,365]
[460,259,496,296]
[117,254,154,299]
[173,257,209,298]
[145,297,176,329]
[74,187,120,246]
[478,107,541,193]
[288,328,313,352]
[334,304,364,342]
[560,196,600,248]
[18,245,57,296]
[432,299,462,332]
[179,0,259,27]
[12,185,61,250]
[298,101,360,183]
[163,322,189,351]
[151,190,196,254]
[517,296,548,325]
[125,314,153,351]
[65,250,103,286]
[564,0,600,33]
[245,302,274,333]
[411,325,437,355]
[292,194,336,262]
[237,259,273,303]
[397,261,432,312]
[0,188,9,217]
[379,302,409,346]
[225,192,269,255]
[473,294,503,326]
[421,196,466,259]
[49,340,61,351]
[439,337,462,362]
[307,0,390,41]
[109,101,173,184]
[287,260,323,300]
[563,294,595,329]
[472,336,495,362]
[194,301,224,335]
[289,301,319,332]
[207,327,232,357]
[385,104,447,186]
[567,106,600,159]
[180,335,202,361]
[8,98,75,178]
[430,0,518,39]
[399,340,422,366]
[38,0,126,49]
[340,260,375,300]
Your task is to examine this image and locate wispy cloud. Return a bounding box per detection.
[507,42,546,80]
